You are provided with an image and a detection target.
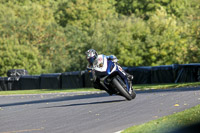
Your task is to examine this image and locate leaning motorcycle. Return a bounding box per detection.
[90,55,136,101]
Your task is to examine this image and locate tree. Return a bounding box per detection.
[0,41,42,76]
[145,7,190,66]
[54,0,116,29]
[115,0,190,19]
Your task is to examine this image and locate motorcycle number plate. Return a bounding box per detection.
[99,63,103,67]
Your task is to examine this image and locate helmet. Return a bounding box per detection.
[85,49,98,65]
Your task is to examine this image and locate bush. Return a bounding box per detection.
[0,41,42,76]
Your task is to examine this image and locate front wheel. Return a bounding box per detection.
[112,78,132,101]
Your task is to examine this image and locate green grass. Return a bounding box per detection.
[123,104,200,133]
[0,82,200,95]
[0,88,99,95]
[133,82,200,90]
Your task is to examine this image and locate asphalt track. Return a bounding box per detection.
[0,87,200,133]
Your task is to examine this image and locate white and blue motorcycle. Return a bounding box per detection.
[90,54,136,101]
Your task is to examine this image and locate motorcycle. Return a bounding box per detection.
[90,55,136,100]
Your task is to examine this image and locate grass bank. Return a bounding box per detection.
[122,104,200,133]
[0,82,200,95]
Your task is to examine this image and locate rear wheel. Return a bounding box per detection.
[112,78,132,100]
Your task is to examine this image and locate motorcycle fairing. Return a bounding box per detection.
[92,54,131,93]
[93,55,107,72]
[105,60,131,92]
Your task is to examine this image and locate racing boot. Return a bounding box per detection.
[126,73,134,81]
[126,73,133,89]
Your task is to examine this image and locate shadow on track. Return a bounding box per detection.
[41,99,126,109]
[0,93,110,107]
[0,86,199,108]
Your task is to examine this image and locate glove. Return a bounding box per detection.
[107,55,118,62]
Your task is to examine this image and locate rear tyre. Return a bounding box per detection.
[112,78,132,101]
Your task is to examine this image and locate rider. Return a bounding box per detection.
[85,49,133,93]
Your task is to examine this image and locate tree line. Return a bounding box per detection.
[0,0,199,76]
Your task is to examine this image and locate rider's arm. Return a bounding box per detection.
[106,55,118,62]
[86,64,93,71]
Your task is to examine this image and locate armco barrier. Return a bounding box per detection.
[0,77,8,90]
[127,66,151,84]
[8,77,20,90]
[151,65,174,84]
[1,63,200,91]
[19,75,40,90]
[61,71,84,89]
[174,64,200,83]
[127,64,200,84]
[82,71,93,88]
[0,77,20,90]
[40,73,61,89]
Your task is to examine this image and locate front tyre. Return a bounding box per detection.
[112,78,132,101]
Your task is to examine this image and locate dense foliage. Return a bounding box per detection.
[0,0,199,76]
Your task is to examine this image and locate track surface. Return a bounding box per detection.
[0,87,200,133]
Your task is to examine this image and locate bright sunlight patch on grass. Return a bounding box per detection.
[122,104,200,133]
[134,82,200,90]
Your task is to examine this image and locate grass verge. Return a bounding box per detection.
[0,82,200,95]
[0,88,99,95]
[122,104,200,133]
[133,82,200,90]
